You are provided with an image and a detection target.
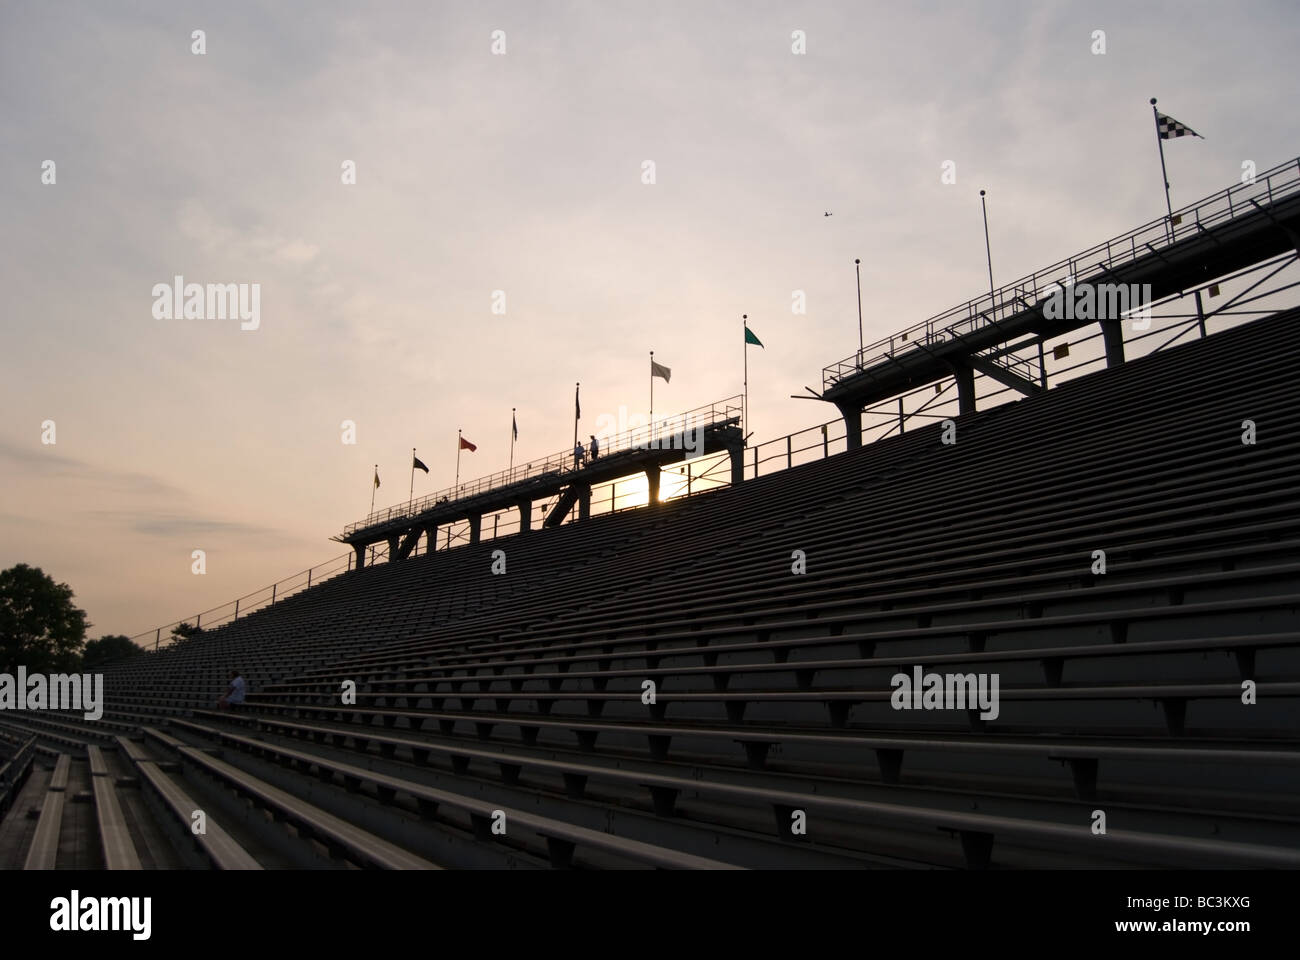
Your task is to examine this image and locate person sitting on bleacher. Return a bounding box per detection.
[217,670,246,710]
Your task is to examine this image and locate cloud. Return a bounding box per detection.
[175,199,320,267]
[269,239,320,265]
[0,440,184,500]
[81,510,287,541]
[0,439,295,544]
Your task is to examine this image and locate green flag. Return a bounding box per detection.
[744,325,764,348]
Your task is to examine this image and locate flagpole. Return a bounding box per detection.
[1151,98,1175,236]
[854,259,864,363]
[649,351,654,445]
[409,447,415,504]
[980,190,995,304]
[370,464,377,513]
[456,429,462,489]
[509,407,516,473]
[742,314,749,441]
[573,382,580,461]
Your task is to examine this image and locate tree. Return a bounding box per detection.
[82,634,142,668]
[170,622,204,642]
[0,564,88,673]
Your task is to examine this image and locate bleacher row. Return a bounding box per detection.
[3,306,1299,869]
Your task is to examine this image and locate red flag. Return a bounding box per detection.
[459,437,477,452]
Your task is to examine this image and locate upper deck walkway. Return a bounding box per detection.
[335,397,744,565]
[820,156,1300,435]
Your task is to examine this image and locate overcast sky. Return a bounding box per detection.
[2,0,1297,639]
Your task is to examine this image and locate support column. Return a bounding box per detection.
[395,529,422,561]
[577,483,592,520]
[1100,318,1126,367]
[353,542,365,570]
[425,525,438,553]
[952,362,977,414]
[468,514,482,544]
[728,442,745,484]
[835,402,863,450]
[387,535,399,561]
[646,465,661,504]
[517,499,531,533]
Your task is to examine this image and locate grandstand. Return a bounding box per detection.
[3,162,1300,870]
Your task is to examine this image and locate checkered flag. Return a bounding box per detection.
[1156,111,1203,140]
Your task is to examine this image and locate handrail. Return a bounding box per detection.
[128,551,355,650]
[822,155,1300,391]
[343,395,743,536]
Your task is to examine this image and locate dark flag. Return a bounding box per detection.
[412,454,429,473]
[1156,112,1203,140]
[575,384,581,420]
[459,436,477,452]
[512,411,518,441]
